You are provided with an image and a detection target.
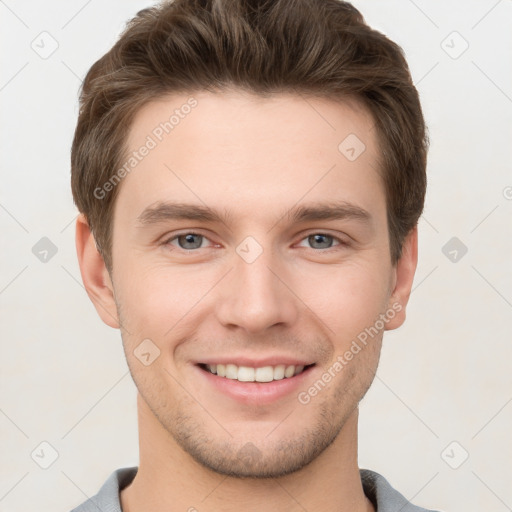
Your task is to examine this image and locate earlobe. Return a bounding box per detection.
[385,226,418,331]
[75,213,120,329]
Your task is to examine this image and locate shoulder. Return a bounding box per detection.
[360,469,442,512]
[69,466,138,512]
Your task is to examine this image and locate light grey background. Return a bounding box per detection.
[1,1,511,511]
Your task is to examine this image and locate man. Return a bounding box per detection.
[70,0,437,510]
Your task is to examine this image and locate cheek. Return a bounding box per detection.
[299,261,391,341]
[115,259,211,336]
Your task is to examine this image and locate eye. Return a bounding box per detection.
[162,231,347,252]
[166,232,212,250]
[297,233,344,250]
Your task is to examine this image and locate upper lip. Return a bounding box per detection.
[196,356,315,367]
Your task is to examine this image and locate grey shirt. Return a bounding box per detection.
[70,466,439,511]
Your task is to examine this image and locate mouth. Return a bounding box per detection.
[198,362,315,383]
[194,354,321,406]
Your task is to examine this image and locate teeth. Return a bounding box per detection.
[284,365,295,378]
[273,364,285,380]
[237,366,255,382]
[255,366,274,382]
[225,364,238,380]
[204,363,308,382]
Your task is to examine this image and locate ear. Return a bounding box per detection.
[75,213,120,329]
[384,225,418,331]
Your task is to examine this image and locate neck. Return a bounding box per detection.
[120,393,374,512]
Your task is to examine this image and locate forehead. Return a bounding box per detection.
[116,90,384,226]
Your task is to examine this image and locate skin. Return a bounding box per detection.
[76,90,418,512]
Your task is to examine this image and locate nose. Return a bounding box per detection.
[215,245,300,334]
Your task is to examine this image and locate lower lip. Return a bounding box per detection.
[195,365,315,405]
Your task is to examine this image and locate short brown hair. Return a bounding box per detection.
[71,0,428,273]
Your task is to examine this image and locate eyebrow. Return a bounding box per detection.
[135,200,371,228]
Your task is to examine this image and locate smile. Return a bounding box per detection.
[201,363,314,382]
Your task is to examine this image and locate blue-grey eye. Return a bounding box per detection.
[307,234,335,249]
[176,233,204,249]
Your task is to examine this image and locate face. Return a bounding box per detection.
[88,90,414,478]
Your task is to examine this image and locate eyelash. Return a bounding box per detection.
[162,231,349,252]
